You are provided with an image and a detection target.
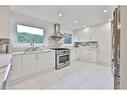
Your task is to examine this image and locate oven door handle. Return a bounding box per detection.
[58,54,70,56]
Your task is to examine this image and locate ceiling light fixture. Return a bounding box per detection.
[103,9,108,13]
[58,13,63,17]
[74,20,78,24]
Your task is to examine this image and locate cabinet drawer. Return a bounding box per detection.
[87,51,96,55]
[86,57,97,62]
[87,54,96,58]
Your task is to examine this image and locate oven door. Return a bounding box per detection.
[56,54,70,69]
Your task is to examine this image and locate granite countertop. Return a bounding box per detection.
[0,54,12,69]
[12,49,55,55]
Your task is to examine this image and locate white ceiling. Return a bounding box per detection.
[9,6,114,30]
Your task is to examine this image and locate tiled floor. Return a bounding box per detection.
[7,60,114,90]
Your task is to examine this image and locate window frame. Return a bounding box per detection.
[63,33,72,44]
[15,24,45,45]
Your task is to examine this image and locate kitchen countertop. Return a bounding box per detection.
[0,47,97,69]
[68,46,98,50]
[0,54,12,69]
[12,49,55,55]
[0,49,55,69]
[0,47,97,68]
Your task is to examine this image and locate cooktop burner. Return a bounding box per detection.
[51,48,69,50]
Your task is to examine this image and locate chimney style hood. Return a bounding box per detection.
[50,23,63,42]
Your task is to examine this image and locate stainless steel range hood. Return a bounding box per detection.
[50,23,63,42]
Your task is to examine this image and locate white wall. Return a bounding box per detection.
[74,22,112,64]
[0,6,9,38]
[120,6,127,89]
[8,11,74,48]
[9,11,53,46]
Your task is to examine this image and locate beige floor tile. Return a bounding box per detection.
[8,78,41,90]
[78,80,101,89]
[45,80,71,89]
[36,71,60,88]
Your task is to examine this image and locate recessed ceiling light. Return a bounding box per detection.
[58,13,63,17]
[104,9,108,13]
[74,20,78,23]
[108,19,111,21]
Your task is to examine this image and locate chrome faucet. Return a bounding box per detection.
[24,38,42,52]
[24,38,35,52]
[30,37,35,50]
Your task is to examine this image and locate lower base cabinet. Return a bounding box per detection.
[10,55,22,81]
[74,48,97,63]
[70,49,76,62]
[10,51,55,81]
[37,51,55,72]
[22,54,37,77]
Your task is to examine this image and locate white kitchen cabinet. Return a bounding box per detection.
[45,51,55,66]
[76,48,97,63]
[74,48,80,60]
[37,53,44,72]
[10,55,22,81]
[22,54,37,77]
[10,51,55,80]
[37,51,55,72]
[70,49,76,62]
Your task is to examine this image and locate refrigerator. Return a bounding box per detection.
[112,7,120,89]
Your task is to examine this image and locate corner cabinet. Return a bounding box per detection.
[10,51,55,81]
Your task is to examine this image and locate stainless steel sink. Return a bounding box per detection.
[24,47,42,52]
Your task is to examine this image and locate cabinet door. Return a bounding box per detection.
[37,52,55,72]
[76,48,97,62]
[22,54,37,77]
[80,49,88,60]
[75,49,80,60]
[46,52,55,66]
[10,55,22,81]
[70,49,76,62]
[37,53,44,72]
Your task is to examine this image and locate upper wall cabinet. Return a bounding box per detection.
[0,7,9,38]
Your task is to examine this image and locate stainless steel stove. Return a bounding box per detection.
[51,48,70,70]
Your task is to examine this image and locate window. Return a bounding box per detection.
[16,24,44,43]
[64,33,72,44]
